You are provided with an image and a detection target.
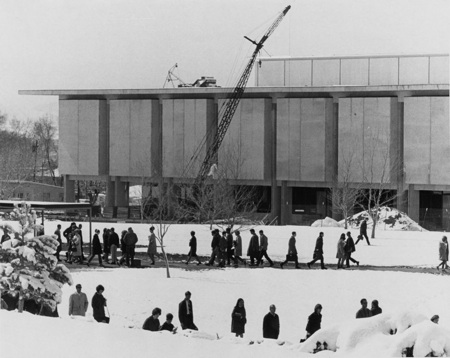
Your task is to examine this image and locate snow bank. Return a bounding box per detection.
[341,207,426,232]
[311,217,343,228]
[2,267,449,358]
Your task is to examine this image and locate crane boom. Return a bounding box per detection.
[195,5,291,184]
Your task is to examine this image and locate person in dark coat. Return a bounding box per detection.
[218,231,228,267]
[123,227,138,267]
[92,284,109,323]
[143,307,161,331]
[370,300,382,316]
[345,232,359,268]
[178,291,198,330]
[206,229,220,266]
[186,231,201,265]
[231,298,247,338]
[77,224,86,262]
[226,228,235,266]
[263,304,280,339]
[160,313,176,332]
[54,224,62,261]
[87,229,104,267]
[307,232,327,270]
[118,230,128,266]
[355,218,371,245]
[109,228,120,265]
[356,298,372,319]
[102,228,110,263]
[247,229,259,266]
[303,304,323,341]
[63,222,76,245]
[280,232,300,269]
[437,236,449,270]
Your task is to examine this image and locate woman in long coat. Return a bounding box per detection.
[437,236,449,270]
[147,226,157,265]
[231,298,247,338]
[336,233,346,268]
[87,229,103,267]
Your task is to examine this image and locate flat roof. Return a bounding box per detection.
[19,84,449,100]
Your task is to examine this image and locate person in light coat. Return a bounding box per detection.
[68,284,89,316]
[147,226,157,265]
[437,236,449,270]
[336,233,346,269]
[233,230,246,266]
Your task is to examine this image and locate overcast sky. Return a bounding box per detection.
[0,0,449,122]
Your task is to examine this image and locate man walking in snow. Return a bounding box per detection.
[280,232,300,269]
[186,231,201,265]
[344,232,359,268]
[307,232,327,270]
[355,218,371,245]
[123,227,138,267]
[68,284,88,316]
[257,230,274,267]
[247,229,259,266]
[206,229,220,266]
[356,298,372,319]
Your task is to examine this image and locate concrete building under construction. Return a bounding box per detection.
[21,53,450,229]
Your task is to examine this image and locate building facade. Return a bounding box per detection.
[21,54,450,229]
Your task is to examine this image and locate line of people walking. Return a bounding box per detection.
[55,222,447,272]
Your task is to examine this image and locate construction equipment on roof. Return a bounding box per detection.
[163,63,219,88]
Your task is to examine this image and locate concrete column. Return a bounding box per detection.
[115,179,129,206]
[407,185,420,224]
[270,98,281,223]
[330,188,343,221]
[393,96,407,213]
[280,181,292,225]
[106,178,115,207]
[63,175,75,202]
[443,194,450,231]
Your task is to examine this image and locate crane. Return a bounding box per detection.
[194,5,291,185]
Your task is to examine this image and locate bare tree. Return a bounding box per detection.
[330,148,361,229]
[177,144,260,231]
[0,117,35,199]
[33,116,58,185]
[357,128,404,238]
[148,181,177,278]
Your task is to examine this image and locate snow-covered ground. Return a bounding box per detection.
[1,267,449,357]
[1,221,449,357]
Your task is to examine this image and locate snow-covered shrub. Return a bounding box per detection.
[389,320,450,357]
[0,202,73,313]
